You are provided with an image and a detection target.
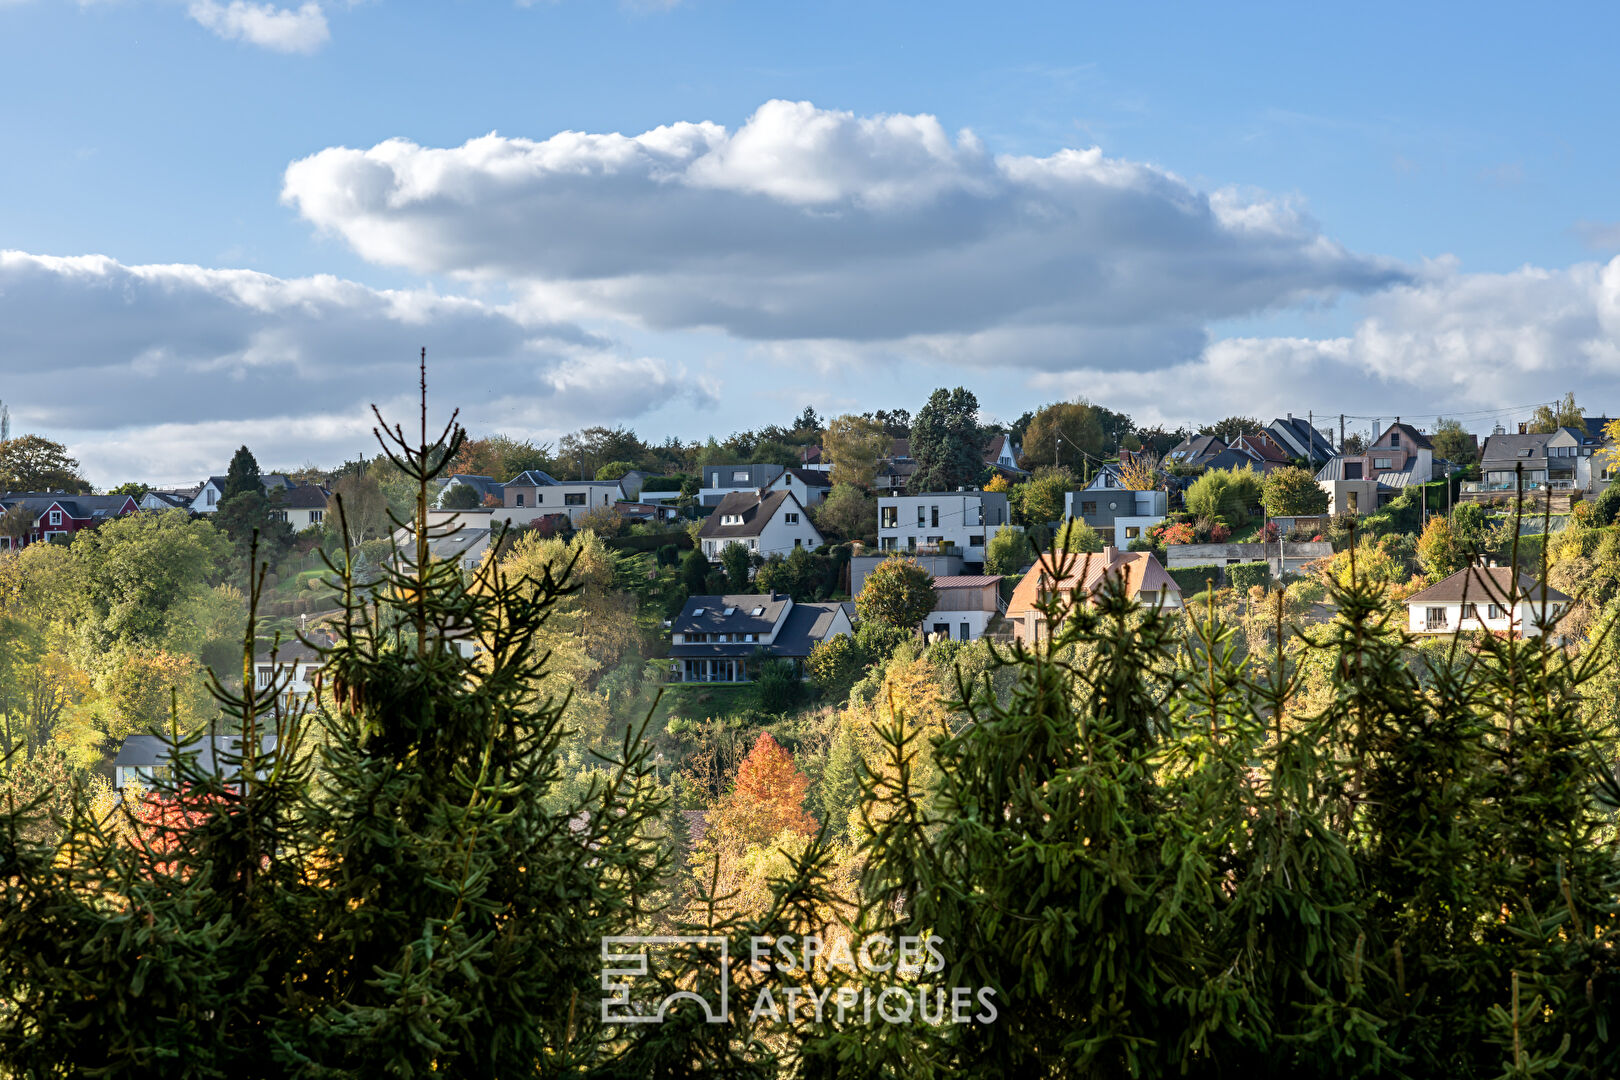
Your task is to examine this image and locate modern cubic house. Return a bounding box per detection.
[666,592,852,683]
[698,464,787,507]
[875,490,1013,565]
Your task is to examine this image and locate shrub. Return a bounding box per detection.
[1168,564,1222,594]
[754,658,803,713]
[1226,561,1270,592]
[1185,465,1263,526]
[1592,485,1620,527]
[1053,518,1105,553]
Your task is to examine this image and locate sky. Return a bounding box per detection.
[1,1,1618,486]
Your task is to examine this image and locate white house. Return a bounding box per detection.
[876,491,1013,565]
[269,484,330,531]
[252,641,326,703]
[666,592,853,683]
[921,575,1005,642]
[112,734,278,792]
[501,471,627,526]
[698,490,823,561]
[189,473,294,513]
[767,467,833,507]
[1405,566,1572,639]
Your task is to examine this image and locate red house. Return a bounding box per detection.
[0,492,139,550]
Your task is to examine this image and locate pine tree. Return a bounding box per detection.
[222,445,262,500]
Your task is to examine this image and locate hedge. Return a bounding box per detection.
[1168,564,1223,594]
[1226,561,1271,592]
[604,530,692,554]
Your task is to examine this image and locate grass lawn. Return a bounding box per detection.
[653,683,762,732]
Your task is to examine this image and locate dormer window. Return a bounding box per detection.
[732,470,749,482]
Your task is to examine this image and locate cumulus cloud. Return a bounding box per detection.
[1024,255,1620,430]
[281,100,1406,345]
[0,251,712,484]
[187,0,329,54]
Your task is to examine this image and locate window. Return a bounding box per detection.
[1081,501,1098,516]
[693,607,706,616]
[784,512,799,524]
[1347,491,1359,512]
[1462,603,1478,620]
[1344,462,1363,480]
[270,510,287,522]
[1374,457,1393,470]
[932,623,949,638]
[1425,606,1447,629]
[256,668,272,688]
[750,606,764,616]
[565,493,586,506]
[536,493,544,504]
[207,489,217,506]
[931,506,939,528]
[917,507,926,526]
[1125,526,1141,539]
[749,539,757,550]
[794,538,803,547]
[960,622,970,641]
[969,535,984,546]
[881,506,898,528]
[515,493,524,506]
[1487,604,1502,619]
[1391,431,1401,447]
[880,537,897,550]
[310,510,323,524]
[732,470,749,483]
[723,607,736,616]
[746,633,757,642]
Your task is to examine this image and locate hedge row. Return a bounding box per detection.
[1226,561,1271,592]
[603,531,692,554]
[1168,564,1223,594]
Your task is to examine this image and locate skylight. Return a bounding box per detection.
[723,607,736,615]
[693,607,705,615]
[751,606,764,616]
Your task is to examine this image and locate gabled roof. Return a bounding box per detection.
[1405,566,1570,606]
[1381,422,1433,450]
[0,493,137,519]
[1231,432,1291,464]
[113,733,278,773]
[1167,434,1227,465]
[672,593,791,635]
[699,490,812,541]
[1581,417,1615,443]
[507,470,561,487]
[1006,548,1180,617]
[779,467,832,489]
[1479,432,1553,465]
[442,474,504,502]
[273,484,329,509]
[1267,416,1337,461]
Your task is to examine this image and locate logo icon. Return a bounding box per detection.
[601,936,730,1024]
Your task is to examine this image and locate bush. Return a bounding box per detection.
[1168,564,1223,594]
[985,527,1035,575]
[1053,518,1105,553]
[1226,561,1270,592]
[1184,465,1263,527]
[754,658,803,713]
[1592,485,1620,527]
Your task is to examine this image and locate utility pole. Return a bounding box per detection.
[1339,413,1345,452]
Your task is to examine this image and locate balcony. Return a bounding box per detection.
[1461,478,1573,494]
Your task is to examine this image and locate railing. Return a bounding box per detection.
[1461,479,1575,494]
[1425,620,1448,632]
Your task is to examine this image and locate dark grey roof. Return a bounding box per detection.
[699,490,800,540]
[273,484,329,509]
[672,593,790,635]
[1267,416,1337,461]
[0,493,137,519]
[507,470,562,486]
[113,733,278,772]
[1581,417,1615,442]
[1406,566,1571,606]
[771,602,848,656]
[1480,433,1553,466]
[1168,434,1227,465]
[782,467,832,488]
[254,640,324,665]
[1313,457,1401,489]
[443,475,504,502]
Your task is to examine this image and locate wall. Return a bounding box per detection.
[1165,541,1332,576]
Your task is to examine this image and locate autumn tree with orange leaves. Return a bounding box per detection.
[714,732,817,849]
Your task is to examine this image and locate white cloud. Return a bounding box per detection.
[281,100,1406,345]
[187,0,329,54]
[0,251,712,485]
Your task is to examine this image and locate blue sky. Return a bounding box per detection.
[2,1,1618,484]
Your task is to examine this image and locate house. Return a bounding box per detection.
[1229,431,1293,472]
[666,592,853,682]
[849,550,964,595]
[189,473,293,513]
[501,471,628,526]
[1468,426,1609,499]
[698,490,823,561]
[984,433,1027,478]
[438,474,505,508]
[615,469,654,501]
[874,439,917,495]
[1405,566,1571,639]
[1064,489,1169,548]
[614,501,679,525]
[139,486,198,511]
[922,575,1005,641]
[768,467,833,507]
[269,484,330,531]
[698,464,786,508]
[113,733,278,792]
[1006,547,1182,644]
[1316,421,1440,515]
[876,490,1013,565]
[1164,434,1230,470]
[1266,415,1338,466]
[392,522,494,572]
[251,640,325,703]
[0,492,138,549]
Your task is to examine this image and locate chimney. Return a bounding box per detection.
[1103,545,1119,562]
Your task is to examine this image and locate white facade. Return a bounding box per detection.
[922,608,994,642]
[190,478,226,513]
[876,492,1012,563]
[700,495,823,561]
[506,479,625,526]
[767,470,831,506]
[1407,598,1564,638]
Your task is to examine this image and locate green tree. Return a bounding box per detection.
[1198,415,1263,444]
[439,481,484,510]
[1260,465,1329,516]
[908,387,986,494]
[720,540,752,591]
[816,719,862,835]
[107,481,150,499]
[0,434,90,494]
[813,482,877,542]
[1011,466,1075,526]
[214,490,293,567]
[1022,401,1104,469]
[1053,518,1104,553]
[1416,514,1463,579]
[0,502,31,548]
[1591,485,1620,527]
[984,526,1034,575]
[1185,464,1264,526]
[679,548,711,594]
[594,460,636,481]
[1528,391,1584,434]
[327,469,389,546]
[823,415,891,490]
[1430,417,1478,466]
[854,556,935,629]
[222,445,262,501]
